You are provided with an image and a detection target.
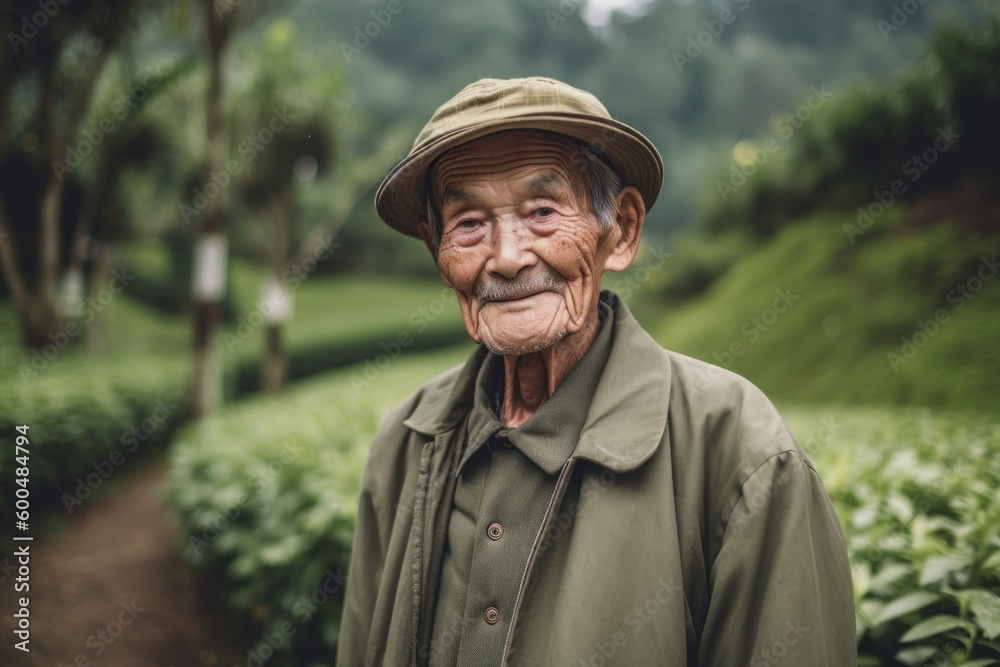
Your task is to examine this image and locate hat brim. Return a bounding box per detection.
[375,112,664,239]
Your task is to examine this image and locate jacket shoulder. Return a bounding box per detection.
[663,348,803,470]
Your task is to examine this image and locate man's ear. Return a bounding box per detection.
[603,186,645,272]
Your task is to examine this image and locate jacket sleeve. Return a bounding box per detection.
[336,469,385,667]
[698,450,857,667]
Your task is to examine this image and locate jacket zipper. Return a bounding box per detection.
[411,440,436,666]
[500,458,577,665]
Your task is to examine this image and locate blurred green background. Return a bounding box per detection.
[0,0,998,665]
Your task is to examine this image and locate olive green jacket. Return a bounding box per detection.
[337,291,856,666]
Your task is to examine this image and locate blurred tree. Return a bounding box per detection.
[231,19,410,392]
[932,13,1000,179]
[190,0,239,417]
[237,20,335,392]
[280,0,982,243]
[186,0,303,413]
[0,0,172,347]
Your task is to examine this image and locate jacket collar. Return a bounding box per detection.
[402,290,671,473]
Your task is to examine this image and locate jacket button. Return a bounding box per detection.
[487,522,503,540]
[484,607,500,624]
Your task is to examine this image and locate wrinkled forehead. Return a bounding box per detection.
[429,129,586,202]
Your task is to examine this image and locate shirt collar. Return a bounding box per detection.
[458,300,614,477]
[402,290,671,474]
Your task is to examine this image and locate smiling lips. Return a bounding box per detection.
[485,288,549,304]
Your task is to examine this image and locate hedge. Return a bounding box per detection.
[164,345,473,666]
[0,272,468,539]
[0,350,192,537]
[166,346,1000,666]
[784,408,1000,666]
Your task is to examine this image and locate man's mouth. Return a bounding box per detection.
[484,288,548,304]
[476,271,565,306]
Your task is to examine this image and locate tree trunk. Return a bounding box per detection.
[84,239,113,350]
[0,44,110,348]
[0,210,38,345]
[260,196,290,393]
[39,46,110,338]
[260,324,285,392]
[192,0,236,418]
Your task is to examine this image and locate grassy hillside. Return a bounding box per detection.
[652,211,999,412]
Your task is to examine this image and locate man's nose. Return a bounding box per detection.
[485,214,537,279]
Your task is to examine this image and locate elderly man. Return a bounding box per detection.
[337,77,855,666]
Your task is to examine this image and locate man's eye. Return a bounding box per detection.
[457,219,478,229]
[535,208,555,218]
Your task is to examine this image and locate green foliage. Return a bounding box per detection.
[0,353,190,523]
[0,288,192,534]
[653,213,1000,412]
[784,407,1000,665]
[165,349,1000,665]
[700,11,1000,239]
[931,14,1000,177]
[656,229,760,300]
[279,0,979,241]
[222,269,468,393]
[0,297,191,535]
[163,346,473,666]
[118,240,469,391]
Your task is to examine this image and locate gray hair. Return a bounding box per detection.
[425,136,623,247]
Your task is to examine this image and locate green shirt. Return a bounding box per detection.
[428,302,613,666]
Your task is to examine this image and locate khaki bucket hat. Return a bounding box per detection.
[375,76,664,239]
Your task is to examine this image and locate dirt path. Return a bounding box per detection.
[0,460,243,667]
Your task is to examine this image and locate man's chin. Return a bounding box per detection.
[480,331,566,357]
[472,304,574,356]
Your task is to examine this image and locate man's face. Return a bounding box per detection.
[426,130,619,356]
